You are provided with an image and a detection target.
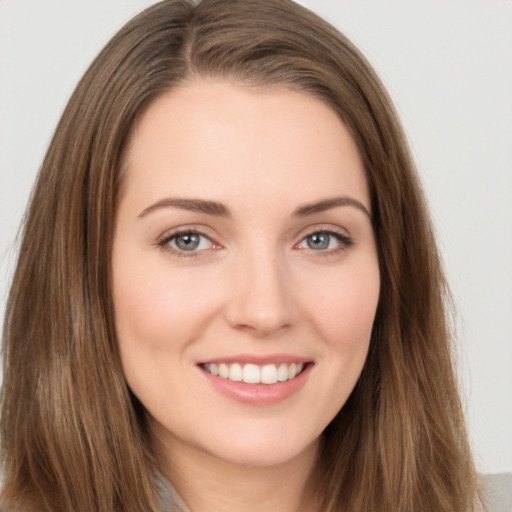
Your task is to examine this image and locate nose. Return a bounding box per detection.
[224,249,294,337]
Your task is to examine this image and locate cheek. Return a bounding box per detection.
[290,261,380,433]
[111,258,224,407]
[112,254,222,351]
[303,263,380,351]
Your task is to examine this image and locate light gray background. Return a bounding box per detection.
[1,0,511,475]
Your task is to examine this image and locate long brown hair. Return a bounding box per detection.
[1,1,480,510]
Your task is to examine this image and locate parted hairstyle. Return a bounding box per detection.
[1,1,481,511]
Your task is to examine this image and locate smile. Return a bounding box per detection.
[202,362,305,385]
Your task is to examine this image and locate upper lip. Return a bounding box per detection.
[197,354,313,366]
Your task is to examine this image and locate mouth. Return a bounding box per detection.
[201,361,308,385]
[197,356,314,405]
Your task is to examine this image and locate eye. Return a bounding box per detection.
[297,230,352,252]
[159,230,214,254]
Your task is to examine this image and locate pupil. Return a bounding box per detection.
[308,233,329,250]
[176,233,200,250]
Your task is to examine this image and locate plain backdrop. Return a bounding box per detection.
[1,0,511,475]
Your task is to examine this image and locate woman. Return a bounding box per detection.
[0,0,482,510]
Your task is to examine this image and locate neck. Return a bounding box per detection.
[153,431,319,512]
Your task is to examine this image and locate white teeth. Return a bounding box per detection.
[260,364,278,384]
[204,362,305,384]
[242,364,260,384]
[219,363,229,379]
[229,363,242,381]
[277,363,288,382]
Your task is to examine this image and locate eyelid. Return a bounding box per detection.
[296,224,351,241]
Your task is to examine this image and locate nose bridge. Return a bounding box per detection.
[225,239,293,336]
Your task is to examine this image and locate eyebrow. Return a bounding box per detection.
[138,198,231,218]
[138,195,371,219]
[293,196,371,218]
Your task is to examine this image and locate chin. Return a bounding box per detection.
[192,422,320,469]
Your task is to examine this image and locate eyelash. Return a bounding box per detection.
[156,228,353,258]
[296,229,353,256]
[157,229,215,258]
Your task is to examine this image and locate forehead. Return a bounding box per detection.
[121,80,369,215]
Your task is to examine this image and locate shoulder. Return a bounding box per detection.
[481,473,512,512]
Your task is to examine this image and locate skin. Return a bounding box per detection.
[112,80,380,512]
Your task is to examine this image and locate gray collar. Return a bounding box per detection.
[155,471,191,512]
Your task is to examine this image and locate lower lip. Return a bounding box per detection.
[199,364,312,406]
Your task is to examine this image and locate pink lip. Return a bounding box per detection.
[198,362,313,406]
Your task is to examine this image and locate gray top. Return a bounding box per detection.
[155,472,190,512]
[156,472,512,512]
[481,473,512,512]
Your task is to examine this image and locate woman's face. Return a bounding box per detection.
[112,81,380,470]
